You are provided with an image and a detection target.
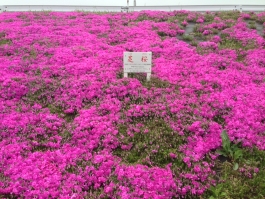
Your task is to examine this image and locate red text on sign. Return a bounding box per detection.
[128,55,133,63]
[141,56,148,62]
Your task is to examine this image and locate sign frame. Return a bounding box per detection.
[123,52,152,81]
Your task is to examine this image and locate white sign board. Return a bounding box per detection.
[123,52,152,81]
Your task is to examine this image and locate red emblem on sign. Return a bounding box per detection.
[141,56,148,62]
[128,55,133,63]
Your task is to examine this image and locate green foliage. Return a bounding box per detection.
[212,28,219,35]
[61,130,72,143]
[217,11,241,21]
[196,46,216,55]
[219,33,229,40]
[0,39,11,46]
[216,130,243,165]
[249,23,257,29]
[114,119,185,168]
[208,184,227,199]
[182,34,194,41]
[69,16,77,19]
[204,14,215,23]
[249,13,258,21]
[219,37,257,50]
[191,40,198,47]
[142,76,171,89]
[213,114,225,127]
[248,20,256,25]
[22,48,38,60]
[157,31,167,37]
[47,104,77,122]
[193,24,201,33]
[136,14,150,22]
[204,148,265,199]
[125,73,172,89]
[171,13,188,23]
[0,32,6,38]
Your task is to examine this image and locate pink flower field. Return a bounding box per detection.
[0,10,265,198]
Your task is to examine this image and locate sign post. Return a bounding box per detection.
[123,52,152,81]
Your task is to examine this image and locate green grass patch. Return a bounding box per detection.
[219,37,257,51]
[182,34,194,41]
[191,40,198,47]
[204,14,215,23]
[47,104,77,123]
[125,73,172,89]
[217,11,241,21]
[0,39,11,46]
[204,148,265,199]
[114,118,185,168]
[22,49,38,60]
[249,23,257,29]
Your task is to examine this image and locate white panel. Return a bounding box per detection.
[124,52,152,73]
[2,5,265,12]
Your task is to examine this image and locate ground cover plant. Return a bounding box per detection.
[0,10,265,198]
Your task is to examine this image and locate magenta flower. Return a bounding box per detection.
[182,20,188,27]
[169,152,177,159]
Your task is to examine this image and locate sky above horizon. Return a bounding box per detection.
[1,0,264,6]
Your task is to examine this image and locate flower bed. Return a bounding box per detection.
[0,10,265,198]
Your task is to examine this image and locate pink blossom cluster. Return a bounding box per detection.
[222,21,265,47]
